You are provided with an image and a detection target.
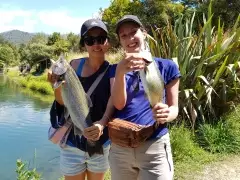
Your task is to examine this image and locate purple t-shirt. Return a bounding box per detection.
[109,57,181,139]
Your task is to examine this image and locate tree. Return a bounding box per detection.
[53,39,70,56]
[67,32,80,52]
[101,0,180,47]
[47,32,61,46]
[173,0,240,29]
[101,0,131,47]
[21,43,54,66]
[29,33,48,44]
[0,44,16,65]
[200,0,240,29]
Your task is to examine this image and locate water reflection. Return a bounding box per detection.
[0,75,54,111]
[0,75,60,180]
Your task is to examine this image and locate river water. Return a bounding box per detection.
[0,75,61,180]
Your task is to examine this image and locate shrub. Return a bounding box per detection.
[196,120,240,153]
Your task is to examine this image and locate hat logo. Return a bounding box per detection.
[91,21,98,25]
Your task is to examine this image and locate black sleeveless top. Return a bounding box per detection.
[50,58,112,151]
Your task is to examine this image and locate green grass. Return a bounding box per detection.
[169,125,216,179]
[7,69,54,96]
[197,120,240,154]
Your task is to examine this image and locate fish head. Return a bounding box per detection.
[50,55,69,89]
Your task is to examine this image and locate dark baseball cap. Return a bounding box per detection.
[80,19,108,37]
[116,15,143,34]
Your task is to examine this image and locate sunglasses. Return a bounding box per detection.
[83,36,108,46]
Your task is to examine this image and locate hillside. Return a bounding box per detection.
[0,30,35,45]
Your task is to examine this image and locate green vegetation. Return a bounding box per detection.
[1,0,238,179]
[7,70,53,96]
[148,1,240,129]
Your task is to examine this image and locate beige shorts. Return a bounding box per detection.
[109,133,174,180]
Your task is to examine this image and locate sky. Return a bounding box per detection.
[0,0,111,34]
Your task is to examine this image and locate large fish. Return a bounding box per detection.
[50,55,103,156]
[139,42,165,108]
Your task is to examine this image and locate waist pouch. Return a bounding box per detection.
[108,118,156,148]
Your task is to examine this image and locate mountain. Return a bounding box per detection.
[0,30,35,45]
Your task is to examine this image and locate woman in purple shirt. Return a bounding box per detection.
[109,15,181,180]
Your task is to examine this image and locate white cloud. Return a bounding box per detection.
[0,6,91,34]
[37,10,89,34]
[0,8,37,32]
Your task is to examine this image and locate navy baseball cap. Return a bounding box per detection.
[116,15,143,34]
[80,19,108,37]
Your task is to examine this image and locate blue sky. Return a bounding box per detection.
[0,0,111,34]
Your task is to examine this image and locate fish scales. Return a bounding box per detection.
[139,42,165,108]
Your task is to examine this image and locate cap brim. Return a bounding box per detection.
[116,18,141,33]
[82,26,108,37]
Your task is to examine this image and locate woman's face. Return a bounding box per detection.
[84,27,109,57]
[118,22,145,53]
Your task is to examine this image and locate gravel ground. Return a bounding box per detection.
[193,155,240,180]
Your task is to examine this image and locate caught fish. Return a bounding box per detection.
[50,55,103,156]
[139,42,165,108]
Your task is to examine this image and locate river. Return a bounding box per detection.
[0,75,61,180]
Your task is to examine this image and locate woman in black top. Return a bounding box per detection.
[48,19,114,180]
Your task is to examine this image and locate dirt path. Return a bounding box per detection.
[193,155,240,180]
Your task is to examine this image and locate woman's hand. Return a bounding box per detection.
[116,53,146,75]
[152,103,170,124]
[47,70,58,85]
[83,121,104,141]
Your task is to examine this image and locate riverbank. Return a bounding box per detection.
[6,70,54,101]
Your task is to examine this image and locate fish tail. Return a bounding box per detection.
[86,140,103,157]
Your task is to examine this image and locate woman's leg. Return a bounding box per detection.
[86,170,105,180]
[60,145,87,180]
[109,143,139,180]
[64,172,86,180]
[86,145,110,180]
[137,133,174,180]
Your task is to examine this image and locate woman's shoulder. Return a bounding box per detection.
[154,57,179,69]
[154,57,181,84]
[107,63,118,78]
[69,57,86,71]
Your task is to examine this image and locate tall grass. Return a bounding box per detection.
[148,2,240,128]
[197,120,240,153]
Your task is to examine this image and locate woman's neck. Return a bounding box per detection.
[86,55,105,71]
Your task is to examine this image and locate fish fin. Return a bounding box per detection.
[86,140,103,157]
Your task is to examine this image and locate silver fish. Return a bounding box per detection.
[50,55,103,156]
[139,42,165,108]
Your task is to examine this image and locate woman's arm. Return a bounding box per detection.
[165,78,180,122]
[111,53,145,110]
[111,68,127,110]
[98,77,116,126]
[83,78,116,141]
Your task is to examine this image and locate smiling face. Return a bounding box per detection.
[84,27,109,58]
[118,22,146,53]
